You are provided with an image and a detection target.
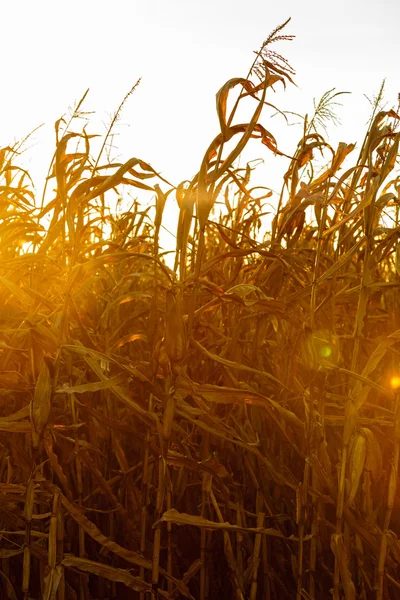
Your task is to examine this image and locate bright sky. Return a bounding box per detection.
[2,0,400,245]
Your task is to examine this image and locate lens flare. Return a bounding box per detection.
[320,345,332,358]
[390,376,400,390]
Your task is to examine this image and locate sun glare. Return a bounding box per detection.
[390,376,400,390]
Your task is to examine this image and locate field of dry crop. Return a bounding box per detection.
[1,18,400,600]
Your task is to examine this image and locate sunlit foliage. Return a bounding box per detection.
[1,18,400,600]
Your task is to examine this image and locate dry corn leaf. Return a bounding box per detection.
[55,373,125,394]
[42,565,62,600]
[167,451,230,480]
[154,509,303,540]
[61,493,152,570]
[352,332,399,409]
[30,357,53,448]
[216,77,277,138]
[175,186,195,274]
[309,142,356,190]
[194,379,302,430]
[62,555,151,593]
[63,343,155,424]
[330,534,356,600]
[343,400,358,446]
[0,274,32,305]
[70,157,156,203]
[177,406,296,488]
[197,72,270,229]
[362,428,383,483]
[317,240,363,284]
[323,364,392,401]
[164,289,186,364]
[192,339,289,390]
[43,434,73,501]
[0,421,31,432]
[110,333,147,352]
[347,431,367,505]
[0,405,30,421]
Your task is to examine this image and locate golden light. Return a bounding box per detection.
[390,376,400,390]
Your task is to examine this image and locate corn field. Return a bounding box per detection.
[1,18,400,600]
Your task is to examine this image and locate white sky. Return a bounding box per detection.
[2,0,400,246]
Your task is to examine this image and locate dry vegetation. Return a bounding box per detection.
[1,18,400,600]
